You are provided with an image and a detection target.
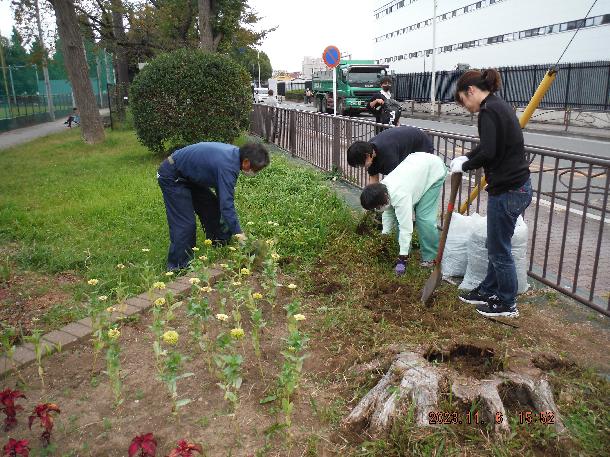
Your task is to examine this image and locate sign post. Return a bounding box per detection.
[322,45,341,116]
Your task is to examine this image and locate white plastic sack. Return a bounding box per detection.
[459,215,529,294]
[441,213,477,278]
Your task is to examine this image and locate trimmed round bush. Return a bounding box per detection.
[130,49,252,154]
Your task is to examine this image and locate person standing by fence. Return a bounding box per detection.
[450,68,532,319]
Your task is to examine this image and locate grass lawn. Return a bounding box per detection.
[0,128,609,456]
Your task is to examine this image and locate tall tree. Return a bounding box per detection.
[34,0,55,120]
[49,0,105,144]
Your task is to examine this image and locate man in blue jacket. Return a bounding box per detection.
[157,142,270,270]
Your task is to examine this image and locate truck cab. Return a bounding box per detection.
[312,60,390,115]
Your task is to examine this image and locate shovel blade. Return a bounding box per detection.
[421,267,442,305]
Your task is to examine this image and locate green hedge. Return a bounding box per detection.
[130,49,252,154]
[285,89,306,101]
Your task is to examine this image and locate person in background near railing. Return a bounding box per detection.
[265,89,278,107]
[368,76,402,134]
[64,107,79,128]
[360,152,448,272]
[346,126,434,185]
[157,142,270,271]
[451,68,532,319]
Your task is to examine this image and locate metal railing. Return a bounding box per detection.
[250,104,610,316]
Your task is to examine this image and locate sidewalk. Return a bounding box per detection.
[0,108,110,150]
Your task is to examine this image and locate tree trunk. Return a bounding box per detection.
[34,0,55,121]
[110,0,129,121]
[198,0,221,51]
[49,0,105,144]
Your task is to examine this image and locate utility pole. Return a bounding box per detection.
[35,0,55,120]
[430,0,437,115]
[0,38,11,116]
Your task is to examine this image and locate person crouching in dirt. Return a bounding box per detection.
[360,152,447,274]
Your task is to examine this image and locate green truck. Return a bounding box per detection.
[312,60,390,115]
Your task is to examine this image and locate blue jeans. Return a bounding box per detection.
[478,179,532,306]
[158,160,230,270]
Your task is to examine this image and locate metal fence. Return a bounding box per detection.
[250,104,610,316]
[394,61,610,111]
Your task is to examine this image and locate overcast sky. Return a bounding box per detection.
[0,0,375,72]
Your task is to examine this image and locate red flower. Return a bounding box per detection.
[166,440,203,457]
[28,403,60,447]
[128,433,157,457]
[2,438,30,457]
[0,389,26,432]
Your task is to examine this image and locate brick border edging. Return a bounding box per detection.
[0,268,223,380]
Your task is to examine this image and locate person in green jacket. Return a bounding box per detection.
[360,151,447,274]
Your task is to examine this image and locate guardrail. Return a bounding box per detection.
[250,104,610,316]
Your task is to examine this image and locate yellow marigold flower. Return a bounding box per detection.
[219,263,229,269]
[232,281,242,286]
[98,295,108,301]
[240,268,251,276]
[228,246,237,252]
[230,328,245,339]
[106,306,116,313]
[152,281,166,290]
[271,253,280,261]
[165,271,174,276]
[287,283,298,290]
[204,239,213,246]
[294,314,306,321]
[215,313,229,322]
[266,239,275,246]
[252,292,263,300]
[141,248,150,252]
[198,255,208,261]
[189,277,201,285]
[154,297,166,306]
[107,328,120,340]
[116,263,126,269]
[87,279,99,286]
[199,286,213,293]
[162,330,179,345]
[192,246,200,251]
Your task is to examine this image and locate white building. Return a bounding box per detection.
[373,0,610,73]
[302,56,327,79]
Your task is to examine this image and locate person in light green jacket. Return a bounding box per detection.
[360,151,448,275]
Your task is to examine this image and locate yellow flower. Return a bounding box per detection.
[215,313,229,322]
[271,253,280,261]
[228,246,237,252]
[107,328,120,340]
[198,255,208,261]
[189,277,201,285]
[287,283,298,290]
[232,281,242,286]
[219,263,229,269]
[152,281,166,290]
[267,221,275,225]
[294,314,306,321]
[87,279,99,286]
[162,330,179,345]
[204,239,213,246]
[165,271,174,277]
[240,268,251,276]
[106,306,116,313]
[252,292,263,300]
[246,221,254,226]
[199,286,213,293]
[230,328,245,339]
[116,263,126,269]
[98,295,108,301]
[141,248,150,252]
[273,222,279,227]
[266,239,275,246]
[192,246,200,251]
[154,297,166,306]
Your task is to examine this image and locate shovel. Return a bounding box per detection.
[421,172,462,305]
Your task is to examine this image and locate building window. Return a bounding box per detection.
[603,14,610,24]
[476,1,482,8]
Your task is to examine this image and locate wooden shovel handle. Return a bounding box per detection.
[435,172,462,264]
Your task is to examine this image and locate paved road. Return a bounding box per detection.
[0,109,110,150]
[279,101,610,158]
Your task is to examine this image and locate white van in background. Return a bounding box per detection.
[254,87,268,103]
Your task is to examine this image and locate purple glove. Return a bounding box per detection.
[395,258,407,276]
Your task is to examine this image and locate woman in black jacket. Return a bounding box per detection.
[450,69,532,318]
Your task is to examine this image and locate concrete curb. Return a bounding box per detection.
[0,268,224,380]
